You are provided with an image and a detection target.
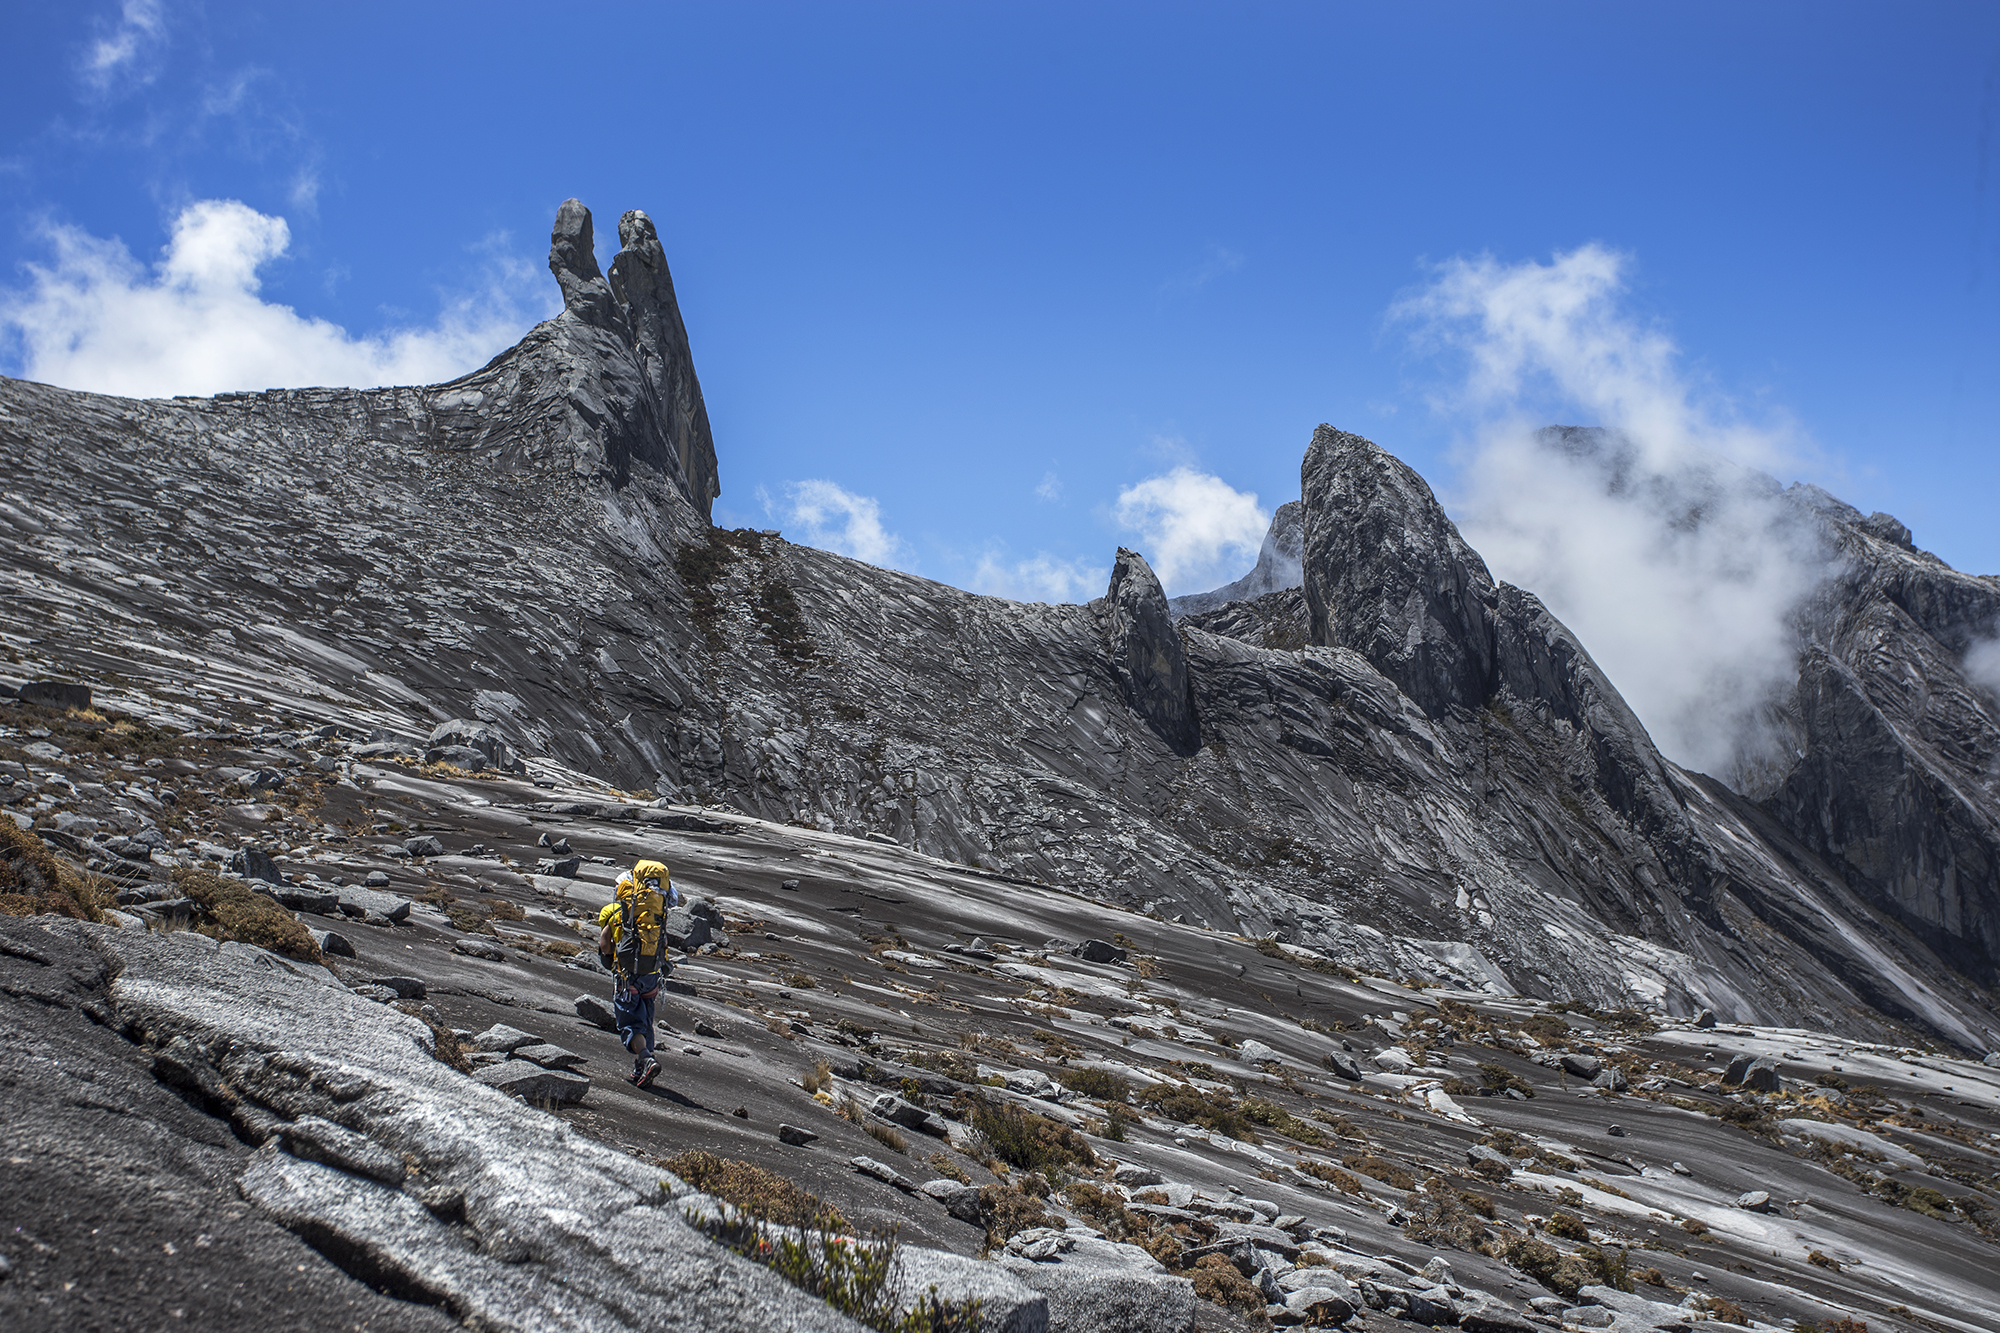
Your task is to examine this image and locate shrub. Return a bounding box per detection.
[487,897,525,922]
[0,820,108,922]
[173,868,321,962]
[1544,1200,1592,1232]
[1479,1061,1536,1098]
[665,1151,848,1230]
[700,1210,979,1333]
[1241,1097,1331,1146]
[1299,1159,1367,1194]
[1057,1066,1130,1102]
[926,1153,969,1184]
[977,1183,1054,1246]
[1807,1249,1841,1271]
[1144,1084,1257,1142]
[1681,1217,1709,1236]
[867,1122,909,1155]
[1501,1236,1596,1300]
[968,1098,1096,1174]
[1405,1177,1488,1249]
[1341,1153,1415,1190]
[1582,1245,1633,1292]
[1187,1254,1267,1314]
[1700,1296,1749,1325]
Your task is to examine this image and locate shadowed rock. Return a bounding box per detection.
[1100,549,1200,755]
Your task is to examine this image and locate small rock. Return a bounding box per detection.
[369,976,427,1000]
[1695,1009,1717,1029]
[1238,1038,1282,1067]
[1736,1190,1773,1213]
[1606,1124,1626,1137]
[574,995,617,1030]
[1111,1162,1164,1188]
[512,1043,586,1070]
[546,855,582,878]
[1325,1050,1362,1080]
[467,1023,538,1053]
[364,870,390,888]
[474,1060,590,1105]
[851,1155,916,1190]
[350,984,399,1003]
[1672,1161,1691,1175]
[779,878,800,891]
[403,834,445,858]
[453,937,504,961]
[694,1019,723,1039]
[309,929,356,958]
[777,1123,819,1147]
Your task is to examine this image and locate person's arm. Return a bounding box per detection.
[598,921,615,972]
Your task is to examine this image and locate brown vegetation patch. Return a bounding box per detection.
[664,1150,848,1230]
[172,867,321,963]
[0,819,108,922]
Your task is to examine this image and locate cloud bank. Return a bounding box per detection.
[1111,466,1269,596]
[1967,638,2000,698]
[782,480,906,569]
[1,199,544,398]
[1399,245,1829,785]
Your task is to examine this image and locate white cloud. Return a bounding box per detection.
[0,199,547,398]
[1034,471,1062,503]
[784,480,906,569]
[81,0,167,94]
[969,551,1108,604]
[1399,245,1829,787]
[1967,638,2000,698]
[1112,466,1269,596]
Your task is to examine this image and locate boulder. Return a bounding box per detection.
[1111,1162,1164,1188]
[871,1093,949,1136]
[1325,1051,1363,1080]
[546,855,583,878]
[1371,1046,1415,1073]
[575,994,618,1030]
[777,1124,819,1147]
[402,834,445,859]
[889,1246,1048,1333]
[1075,938,1128,965]
[18,680,91,710]
[1736,1190,1774,1213]
[368,976,427,1000]
[336,885,411,923]
[426,719,523,773]
[922,1178,984,1223]
[1694,1009,1717,1029]
[1285,1287,1355,1325]
[1983,1051,2000,1069]
[364,870,391,888]
[1237,1039,1281,1067]
[453,937,505,961]
[1558,1053,1601,1078]
[1741,1057,1781,1092]
[1592,1066,1628,1092]
[424,744,489,771]
[473,1059,590,1105]
[999,1232,1195,1333]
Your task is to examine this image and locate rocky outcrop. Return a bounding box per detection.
[1300,426,1497,719]
[1100,549,1200,755]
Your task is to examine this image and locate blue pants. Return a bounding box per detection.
[613,975,659,1057]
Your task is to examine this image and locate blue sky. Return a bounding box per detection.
[3,2,1997,609]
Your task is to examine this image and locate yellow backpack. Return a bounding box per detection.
[614,859,671,979]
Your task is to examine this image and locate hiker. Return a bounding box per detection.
[597,858,677,1087]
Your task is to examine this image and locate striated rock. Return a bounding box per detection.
[1100,549,1200,755]
[474,1059,590,1105]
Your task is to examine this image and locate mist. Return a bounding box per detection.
[1399,245,1835,785]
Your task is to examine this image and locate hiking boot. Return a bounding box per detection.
[635,1058,661,1088]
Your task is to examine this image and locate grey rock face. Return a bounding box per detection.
[1300,425,1497,720]
[1100,549,1200,755]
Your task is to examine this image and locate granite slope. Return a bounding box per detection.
[0,201,1994,1055]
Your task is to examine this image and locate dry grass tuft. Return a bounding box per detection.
[172,867,321,963]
